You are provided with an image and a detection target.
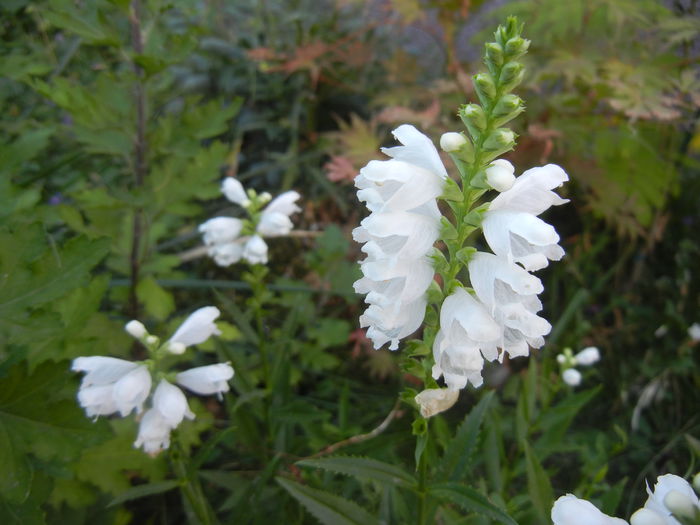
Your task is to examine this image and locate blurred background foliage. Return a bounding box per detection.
[0,0,698,523]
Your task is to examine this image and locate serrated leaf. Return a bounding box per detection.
[428,482,517,525]
[438,391,494,481]
[298,456,416,488]
[523,440,553,523]
[276,477,379,525]
[107,480,180,507]
[136,276,175,320]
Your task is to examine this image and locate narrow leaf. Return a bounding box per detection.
[108,480,180,507]
[428,482,517,525]
[298,456,416,488]
[523,440,553,523]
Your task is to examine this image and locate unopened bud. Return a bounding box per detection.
[499,62,525,91]
[260,192,272,203]
[693,472,700,492]
[630,509,667,525]
[562,368,582,387]
[145,335,159,346]
[575,346,600,366]
[125,320,147,339]
[473,73,497,105]
[505,37,530,58]
[168,341,186,355]
[459,104,487,140]
[492,94,524,127]
[440,132,468,153]
[483,129,516,152]
[415,388,459,418]
[485,159,515,192]
[556,354,566,364]
[485,42,504,67]
[664,490,698,518]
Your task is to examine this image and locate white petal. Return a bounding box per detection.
[414,388,459,417]
[575,346,600,366]
[263,191,301,216]
[112,365,152,416]
[562,368,582,386]
[208,242,244,267]
[243,235,268,264]
[221,178,249,206]
[169,306,221,347]
[72,356,139,387]
[134,408,172,455]
[552,494,628,525]
[469,252,543,307]
[380,124,448,179]
[643,474,699,525]
[77,384,119,417]
[490,164,569,215]
[177,363,234,396]
[257,211,293,236]
[441,288,501,343]
[152,380,195,427]
[199,217,243,246]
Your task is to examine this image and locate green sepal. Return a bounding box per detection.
[470,169,490,190]
[463,203,490,227]
[457,246,478,265]
[459,104,487,141]
[441,176,464,202]
[400,356,425,379]
[444,278,463,296]
[439,216,459,241]
[430,248,449,273]
[485,42,504,69]
[499,61,525,92]
[400,387,420,408]
[427,280,444,305]
[505,37,530,60]
[412,417,428,437]
[491,94,525,128]
[405,339,432,357]
[473,73,497,107]
[424,306,438,328]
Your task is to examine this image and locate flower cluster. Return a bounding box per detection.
[72,307,234,455]
[557,346,601,387]
[354,124,447,350]
[199,178,301,266]
[551,473,700,525]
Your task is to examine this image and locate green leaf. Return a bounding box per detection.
[108,480,180,507]
[428,482,517,525]
[136,276,175,320]
[438,391,495,481]
[522,440,553,523]
[298,456,416,489]
[276,477,379,525]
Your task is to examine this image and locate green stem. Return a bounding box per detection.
[170,440,215,525]
[417,451,428,525]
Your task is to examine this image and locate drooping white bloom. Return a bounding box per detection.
[640,474,699,525]
[688,323,700,341]
[468,252,551,359]
[551,494,629,525]
[125,320,147,339]
[432,288,500,390]
[199,217,244,246]
[439,132,467,153]
[414,388,459,418]
[152,380,195,428]
[630,509,668,525]
[354,125,446,351]
[485,159,516,192]
[243,234,268,264]
[575,346,601,366]
[207,242,244,267]
[134,408,172,455]
[221,178,250,207]
[177,363,234,398]
[168,306,221,349]
[562,368,582,387]
[482,163,568,271]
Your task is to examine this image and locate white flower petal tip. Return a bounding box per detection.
[414,388,459,418]
[199,217,244,246]
[221,178,250,206]
[177,363,234,397]
[562,368,582,387]
[439,132,467,153]
[664,490,699,519]
[630,509,667,525]
[125,320,147,339]
[380,124,448,179]
[575,346,600,366]
[490,163,569,215]
[551,494,629,525]
[134,409,172,456]
[169,306,221,348]
[153,380,195,428]
[486,159,516,192]
[243,235,268,264]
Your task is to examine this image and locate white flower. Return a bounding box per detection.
[664,490,698,519]
[630,509,669,525]
[552,494,629,525]
[72,357,151,418]
[243,234,268,264]
[152,380,195,428]
[199,217,243,246]
[221,178,250,207]
[688,323,700,341]
[257,190,301,236]
[562,368,582,387]
[125,320,147,339]
[134,408,172,455]
[439,132,467,153]
[432,288,500,390]
[414,388,459,418]
[575,346,601,366]
[485,159,516,192]
[489,163,569,215]
[207,242,244,267]
[168,306,221,349]
[468,252,551,359]
[641,474,699,525]
[177,363,234,398]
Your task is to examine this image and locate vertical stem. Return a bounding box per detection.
[416,433,429,525]
[170,440,215,525]
[127,0,147,318]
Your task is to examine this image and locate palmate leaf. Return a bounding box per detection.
[428,482,518,525]
[297,456,417,489]
[276,477,379,525]
[438,391,495,481]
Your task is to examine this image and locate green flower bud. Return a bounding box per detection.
[492,94,525,127]
[459,104,487,140]
[499,61,525,91]
[473,73,497,106]
[693,472,700,492]
[482,129,517,161]
[504,37,530,59]
[485,42,504,68]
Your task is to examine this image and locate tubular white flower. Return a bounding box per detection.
[152,380,195,428]
[485,159,516,192]
[125,320,147,339]
[630,509,668,525]
[439,132,467,153]
[168,306,221,348]
[207,242,244,267]
[177,363,234,398]
[575,346,601,366]
[642,474,699,525]
[688,323,700,341]
[72,356,139,387]
[243,234,268,264]
[221,178,250,207]
[432,288,500,390]
[551,494,629,525]
[489,163,569,215]
[664,490,698,519]
[134,408,172,455]
[354,125,446,351]
[415,388,459,418]
[562,368,582,387]
[257,190,301,236]
[468,252,551,359]
[199,217,243,246]
[112,365,152,416]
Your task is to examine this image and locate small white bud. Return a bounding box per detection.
[439,132,467,153]
[556,354,566,364]
[693,472,700,492]
[654,325,668,338]
[485,159,515,192]
[168,341,186,355]
[145,335,159,346]
[415,388,459,418]
[575,346,600,366]
[260,192,272,203]
[664,490,698,518]
[221,178,250,207]
[688,322,700,341]
[562,368,582,387]
[125,320,147,339]
[630,508,668,525]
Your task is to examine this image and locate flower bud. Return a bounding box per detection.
[504,37,530,59]
[664,490,698,518]
[459,104,487,140]
[630,508,669,525]
[415,388,459,418]
[221,178,250,207]
[485,159,515,192]
[125,320,147,339]
[499,62,525,91]
[440,132,467,153]
[485,42,504,67]
[167,341,186,355]
[473,73,497,105]
[562,368,582,387]
[145,335,159,346]
[483,129,515,153]
[575,346,600,366]
[693,472,700,492]
[492,94,524,127]
[556,354,566,364]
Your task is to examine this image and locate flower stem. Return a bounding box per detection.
[170,439,216,525]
